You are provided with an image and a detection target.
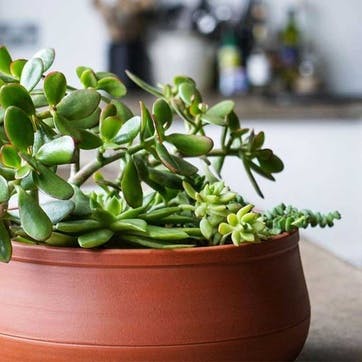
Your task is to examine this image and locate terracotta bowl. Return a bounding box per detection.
[0,230,310,362]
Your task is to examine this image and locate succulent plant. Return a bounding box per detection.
[0,46,340,262]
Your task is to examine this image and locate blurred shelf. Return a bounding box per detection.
[126,91,362,120]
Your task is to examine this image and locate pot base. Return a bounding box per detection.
[0,317,309,362]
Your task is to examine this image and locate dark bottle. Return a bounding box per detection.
[280,8,301,91]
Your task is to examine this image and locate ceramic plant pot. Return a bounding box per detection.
[0,230,310,362]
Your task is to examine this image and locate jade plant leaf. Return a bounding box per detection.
[153,98,172,126]
[0,84,35,115]
[18,187,52,241]
[112,100,133,123]
[56,89,100,120]
[44,72,67,105]
[35,136,75,166]
[0,46,12,74]
[125,70,163,97]
[155,143,198,176]
[148,169,182,189]
[80,69,98,88]
[10,59,27,79]
[166,133,213,156]
[20,57,44,91]
[33,48,55,72]
[100,103,117,122]
[72,107,101,129]
[4,106,34,150]
[100,116,122,141]
[179,82,198,106]
[78,129,103,150]
[201,100,235,126]
[121,157,143,208]
[32,163,74,200]
[0,175,9,202]
[140,101,154,140]
[41,199,75,224]
[97,76,127,98]
[78,228,114,248]
[113,116,141,144]
[0,221,11,262]
[53,112,81,140]
[0,144,21,168]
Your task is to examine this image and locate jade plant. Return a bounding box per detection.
[0,47,340,262]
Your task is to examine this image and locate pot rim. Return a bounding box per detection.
[10,230,299,267]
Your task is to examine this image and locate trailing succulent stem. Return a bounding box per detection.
[0,46,340,262]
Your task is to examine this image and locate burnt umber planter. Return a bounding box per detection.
[0,230,310,362]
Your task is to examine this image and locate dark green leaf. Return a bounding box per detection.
[10,59,26,79]
[72,107,101,129]
[97,76,127,97]
[248,160,275,181]
[57,89,100,120]
[155,143,198,176]
[121,157,143,208]
[112,100,133,123]
[0,46,12,74]
[242,158,264,198]
[71,186,92,217]
[53,112,81,140]
[126,70,163,97]
[32,163,74,200]
[35,136,75,166]
[140,101,154,140]
[0,175,9,202]
[0,221,11,262]
[0,83,35,115]
[259,154,284,173]
[252,131,265,150]
[44,71,67,105]
[56,219,102,233]
[20,57,44,91]
[166,133,213,156]
[80,69,98,88]
[78,228,114,248]
[78,129,103,150]
[227,111,240,131]
[153,98,172,126]
[4,106,34,150]
[113,116,141,144]
[0,144,21,168]
[148,169,182,189]
[44,232,76,247]
[18,186,52,241]
[41,199,75,224]
[33,48,55,71]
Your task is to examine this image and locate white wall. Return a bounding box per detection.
[0,0,108,85]
[220,119,362,267]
